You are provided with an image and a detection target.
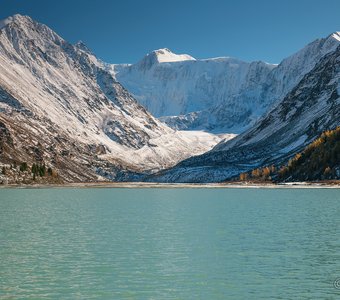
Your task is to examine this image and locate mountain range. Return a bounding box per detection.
[0,14,339,183]
[111,33,339,133]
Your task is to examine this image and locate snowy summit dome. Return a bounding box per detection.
[136,48,195,70]
[152,48,195,63]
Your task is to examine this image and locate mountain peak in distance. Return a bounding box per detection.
[136,48,195,70]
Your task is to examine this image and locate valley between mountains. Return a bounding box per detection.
[0,14,339,184]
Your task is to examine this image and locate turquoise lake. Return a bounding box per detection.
[0,188,339,299]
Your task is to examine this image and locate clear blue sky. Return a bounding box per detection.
[0,0,339,64]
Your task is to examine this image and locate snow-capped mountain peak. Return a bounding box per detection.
[0,13,65,49]
[135,48,195,70]
[0,14,32,29]
[152,48,195,63]
[330,31,340,42]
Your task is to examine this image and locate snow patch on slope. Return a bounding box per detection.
[115,130,226,171]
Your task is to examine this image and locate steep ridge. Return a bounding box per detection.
[0,14,221,182]
[150,46,340,182]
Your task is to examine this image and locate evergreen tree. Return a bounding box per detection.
[20,162,28,172]
[31,163,39,179]
[47,167,53,176]
[39,164,46,177]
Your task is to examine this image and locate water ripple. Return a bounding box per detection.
[0,188,339,299]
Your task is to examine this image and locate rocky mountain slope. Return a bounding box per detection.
[150,45,340,182]
[110,33,340,133]
[237,126,340,182]
[0,14,221,182]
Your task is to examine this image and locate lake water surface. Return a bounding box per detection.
[0,188,339,299]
